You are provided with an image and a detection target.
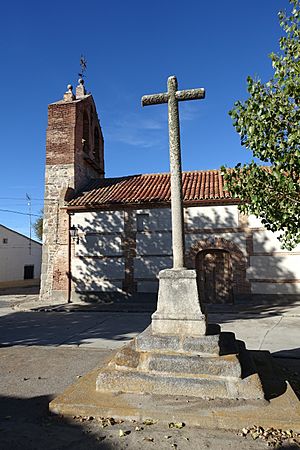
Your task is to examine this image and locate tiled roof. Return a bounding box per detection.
[67,170,233,208]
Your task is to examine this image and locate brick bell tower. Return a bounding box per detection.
[40,79,104,303]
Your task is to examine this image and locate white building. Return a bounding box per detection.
[67,174,300,304]
[0,224,42,285]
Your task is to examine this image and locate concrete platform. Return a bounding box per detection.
[49,353,300,431]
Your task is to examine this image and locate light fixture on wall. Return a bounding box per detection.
[69,225,79,244]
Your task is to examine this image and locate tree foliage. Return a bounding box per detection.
[33,210,43,242]
[222,0,300,250]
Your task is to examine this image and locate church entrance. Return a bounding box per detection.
[196,249,233,304]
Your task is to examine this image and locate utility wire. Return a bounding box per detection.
[0,197,44,201]
[0,208,40,217]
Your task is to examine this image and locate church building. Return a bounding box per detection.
[39,81,300,305]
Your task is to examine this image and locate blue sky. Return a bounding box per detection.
[0,0,290,238]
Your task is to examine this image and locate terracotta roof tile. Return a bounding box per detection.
[67,170,233,208]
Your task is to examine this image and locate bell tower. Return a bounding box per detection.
[40,79,104,303]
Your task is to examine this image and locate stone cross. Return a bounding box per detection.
[142,76,205,269]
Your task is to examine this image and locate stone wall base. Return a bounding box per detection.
[50,290,69,304]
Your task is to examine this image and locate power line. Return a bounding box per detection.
[0,208,40,217]
[0,197,44,201]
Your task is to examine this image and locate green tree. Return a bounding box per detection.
[222,0,300,250]
[33,209,43,241]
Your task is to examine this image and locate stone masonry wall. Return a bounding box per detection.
[39,164,73,303]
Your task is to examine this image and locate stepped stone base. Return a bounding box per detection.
[49,350,300,431]
[95,268,265,401]
[96,324,266,401]
[49,266,299,428]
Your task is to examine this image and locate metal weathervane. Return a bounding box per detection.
[78,55,87,79]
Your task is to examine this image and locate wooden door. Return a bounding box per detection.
[196,249,233,304]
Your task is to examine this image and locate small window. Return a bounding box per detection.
[2,238,8,244]
[24,265,34,280]
[137,213,149,231]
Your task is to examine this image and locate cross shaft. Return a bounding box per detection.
[142,76,205,269]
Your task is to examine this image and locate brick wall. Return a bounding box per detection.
[40,87,104,303]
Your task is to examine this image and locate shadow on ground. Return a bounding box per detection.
[1,394,298,450]
[273,354,300,400]
[0,395,113,450]
[28,292,300,323]
[0,310,152,347]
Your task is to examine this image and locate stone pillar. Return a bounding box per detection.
[168,76,185,269]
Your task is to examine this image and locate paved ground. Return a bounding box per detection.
[1,294,299,356]
[0,293,299,449]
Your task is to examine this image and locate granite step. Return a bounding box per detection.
[96,367,265,400]
[135,325,238,356]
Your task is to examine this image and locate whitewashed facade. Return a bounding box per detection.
[0,225,42,284]
[70,205,300,302]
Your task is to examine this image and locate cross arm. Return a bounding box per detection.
[141,93,169,106]
[176,88,205,102]
[141,88,205,107]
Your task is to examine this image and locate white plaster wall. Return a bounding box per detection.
[251,282,300,295]
[134,256,172,278]
[248,255,300,279]
[72,211,124,233]
[72,257,124,291]
[75,234,122,256]
[137,280,159,293]
[135,209,171,231]
[135,205,239,232]
[0,226,42,282]
[75,278,123,292]
[70,207,300,296]
[248,214,263,228]
[185,205,239,229]
[253,230,300,253]
[136,232,172,256]
[73,257,125,281]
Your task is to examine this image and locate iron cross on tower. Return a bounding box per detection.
[142,76,205,269]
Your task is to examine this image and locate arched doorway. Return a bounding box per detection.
[196,248,233,304]
[187,237,250,303]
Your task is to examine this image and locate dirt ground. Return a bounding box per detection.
[0,346,299,450]
[0,292,299,449]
